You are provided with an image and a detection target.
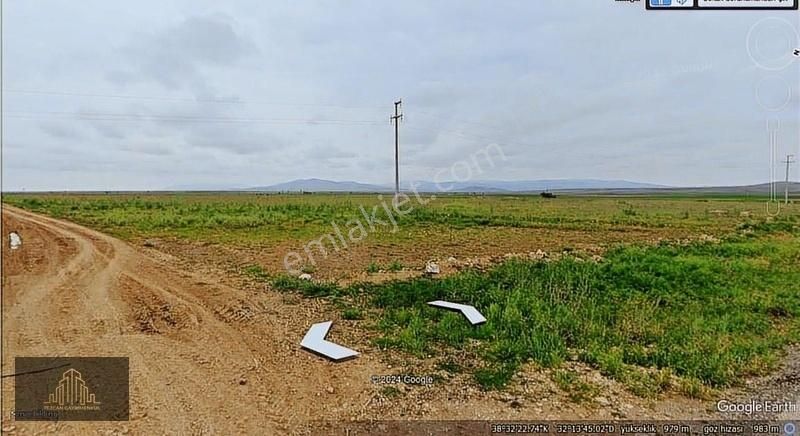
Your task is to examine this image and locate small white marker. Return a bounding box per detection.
[9,232,22,250]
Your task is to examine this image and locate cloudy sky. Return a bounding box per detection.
[2,0,799,190]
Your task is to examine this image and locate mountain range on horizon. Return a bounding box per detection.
[156,178,800,194]
[242,178,668,193]
[10,178,798,194]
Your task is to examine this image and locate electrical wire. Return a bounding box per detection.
[5,110,386,125]
[2,88,386,111]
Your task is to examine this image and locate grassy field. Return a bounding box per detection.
[4,192,800,399]
[1,192,780,243]
[271,225,800,397]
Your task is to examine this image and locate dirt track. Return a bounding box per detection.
[0,206,402,434]
[2,206,796,435]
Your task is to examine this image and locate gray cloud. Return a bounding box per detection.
[182,123,288,156]
[89,120,128,140]
[39,121,82,140]
[2,1,798,190]
[108,13,257,91]
[306,144,358,160]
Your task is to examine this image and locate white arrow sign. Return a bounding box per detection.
[427,300,486,325]
[300,321,358,362]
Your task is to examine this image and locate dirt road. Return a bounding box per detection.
[0,206,401,434]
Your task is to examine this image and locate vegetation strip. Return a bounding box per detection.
[272,218,799,396]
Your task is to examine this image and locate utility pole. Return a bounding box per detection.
[782,154,796,204]
[390,100,403,201]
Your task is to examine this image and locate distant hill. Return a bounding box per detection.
[247,178,667,193]
[178,178,799,196]
[246,178,390,192]
[164,183,244,191]
[394,179,667,193]
[562,182,800,196]
[674,182,800,194]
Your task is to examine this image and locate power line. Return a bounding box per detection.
[4,88,530,132]
[2,88,385,111]
[4,88,529,137]
[5,110,385,125]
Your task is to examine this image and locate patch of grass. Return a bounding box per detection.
[358,230,800,396]
[243,264,270,282]
[271,274,341,298]
[551,370,600,403]
[738,216,800,235]
[474,364,516,390]
[619,368,673,399]
[552,370,575,390]
[366,260,405,273]
[677,377,714,400]
[373,308,430,356]
[387,260,404,272]
[436,359,464,374]
[380,386,402,398]
[342,307,364,320]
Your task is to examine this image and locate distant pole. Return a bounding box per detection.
[768,122,778,202]
[391,100,403,201]
[783,154,796,204]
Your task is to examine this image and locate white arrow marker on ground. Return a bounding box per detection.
[300,321,358,362]
[427,300,487,326]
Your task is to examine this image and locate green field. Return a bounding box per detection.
[4,193,799,399]
[270,225,800,397]
[1,193,781,242]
